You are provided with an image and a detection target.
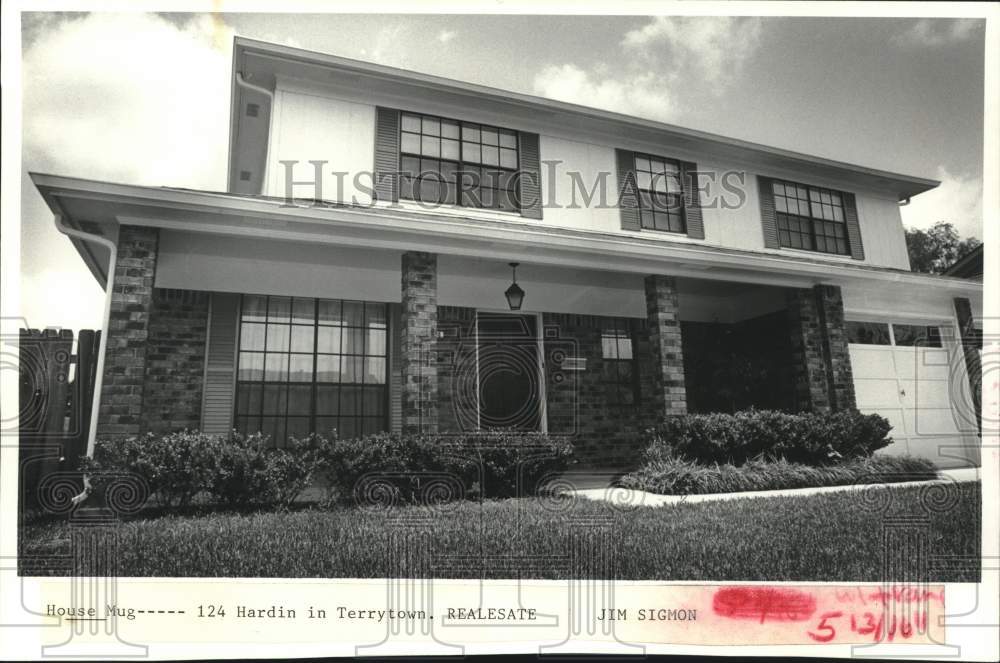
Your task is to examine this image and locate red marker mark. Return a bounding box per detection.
[712,587,818,623]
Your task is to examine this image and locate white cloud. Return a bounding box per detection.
[21,13,236,330]
[532,17,762,121]
[361,25,413,67]
[622,16,762,86]
[23,13,233,189]
[901,167,983,240]
[533,64,677,120]
[437,30,456,44]
[892,18,981,48]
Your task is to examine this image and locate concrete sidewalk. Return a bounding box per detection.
[559,467,980,508]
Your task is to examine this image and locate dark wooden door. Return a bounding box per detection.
[476,313,540,431]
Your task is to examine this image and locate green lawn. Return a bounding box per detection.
[20,481,980,581]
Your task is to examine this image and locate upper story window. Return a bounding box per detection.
[772,180,849,255]
[634,153,686,234]
[398,112,520,212]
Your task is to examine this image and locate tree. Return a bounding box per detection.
[904,221,981,274]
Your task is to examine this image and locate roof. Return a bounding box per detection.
[31,172,980,301]
[943,244,984,279]
[229,36,940,200]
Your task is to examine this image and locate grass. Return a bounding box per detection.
[617,454,938,495]
[20,481,979,582]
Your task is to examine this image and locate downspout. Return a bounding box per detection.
[53,214,117,503]
[234,72,274,194]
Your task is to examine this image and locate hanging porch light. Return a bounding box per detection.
[504,262,525,311]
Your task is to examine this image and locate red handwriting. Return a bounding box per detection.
[808,609,929,643]
[833,587,945,605]
[712,587,817,623]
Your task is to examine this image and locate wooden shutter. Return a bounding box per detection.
[517,131,543,219]
[373,107,400,202]
[842,192,865,260]
[757,175,781,249]
[679,160,705,240]
[389,303,402,433]
[200,293,239,434]
[616,149,641,231]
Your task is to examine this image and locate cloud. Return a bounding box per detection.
[533,64,677,120]
[901,167,982,240]
[622,16,763,85]
[361,24,413,67]
[23,12,233,188]
[21,13,237,329]
[437,29,456,44]
[892,18,981,48]
[532,17,762,122]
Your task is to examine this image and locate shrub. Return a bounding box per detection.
[320,430,574,503]
[203,431,274,507]
[264,435,327,507]
[643,409,893,466]
[618,454,937,496]
[84,431,216,508]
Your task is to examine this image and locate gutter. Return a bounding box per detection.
[52,214,116,503]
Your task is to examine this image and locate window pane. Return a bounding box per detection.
[367,329,386,356]
[237,383,262,414]
[499,131,517,148]
[421,135,440,157]
[500,148,517,169]
[441,121,460,139]
[480,127,498,145]
[268,296,291,322]
[317,326,342,354]
[286,417,311,442]
[363,385,385,415]
[291,298,314,324]
[318,299,342,325]
[266,323,289,351]
[238,352,264,380]
[316,385,340,415]
[242,295,267,322]
[635,156,650,171]
[288,354,313,382]
[482,145,499,166]
[262,384,287,415]
[241,322,266,351]
[401,114,421,132]
[342,356,363,383]
[316,355,341,382]
[401,132,420,154]
[264,354,288,381]
[287,385,312,416]
[441,138,460,160]
[342,301,365,327]
[893,324,940,347]
[618,335,634,360]
[422,116,440,136]
[365,357,386,384]
[602,334,618,359]
[636,171,652,191]
[290,325,314,352]
[343,327,365,355]
[462,124,480,141]
[463,142,480,163]
[365,304,387,328]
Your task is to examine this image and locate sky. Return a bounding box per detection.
[17,11,987,330]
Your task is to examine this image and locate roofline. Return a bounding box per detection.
[943,243,984,276]
[230,35,941,199]
[31,172,979,298]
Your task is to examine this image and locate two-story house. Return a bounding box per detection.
[31,36,984,469]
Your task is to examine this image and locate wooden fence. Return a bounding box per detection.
[19,329,101,513]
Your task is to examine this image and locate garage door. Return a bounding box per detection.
[847,320,978,468]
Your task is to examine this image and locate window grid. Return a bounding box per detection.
[634,153,686,234]
[845,320,942,349]
[235,295,388,447]
[600,326,639,407]
[399,111,520,212]
[772,180,849,255]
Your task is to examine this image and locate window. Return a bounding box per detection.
[892,324,942,348]
[772,180,849,255]
[846,320,943,349]
[399,111,520,211]
[634,153,686,233]
[846,321,891,345]
[235,295,388,446]
[601,327,638,406]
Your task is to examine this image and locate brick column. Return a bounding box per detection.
[96,225,159,438]
[400,251,438,433]
[953,297,981,427]
[786,284,856,413]
[644,275,687,418]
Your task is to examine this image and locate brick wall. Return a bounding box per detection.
[97,225,159,438]
[141,288,209,433]
[400,251,439,433]
[543,313,657,467]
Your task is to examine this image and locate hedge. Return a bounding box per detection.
[643,409,893,466]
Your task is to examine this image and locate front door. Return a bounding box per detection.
[476,313,541,431]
